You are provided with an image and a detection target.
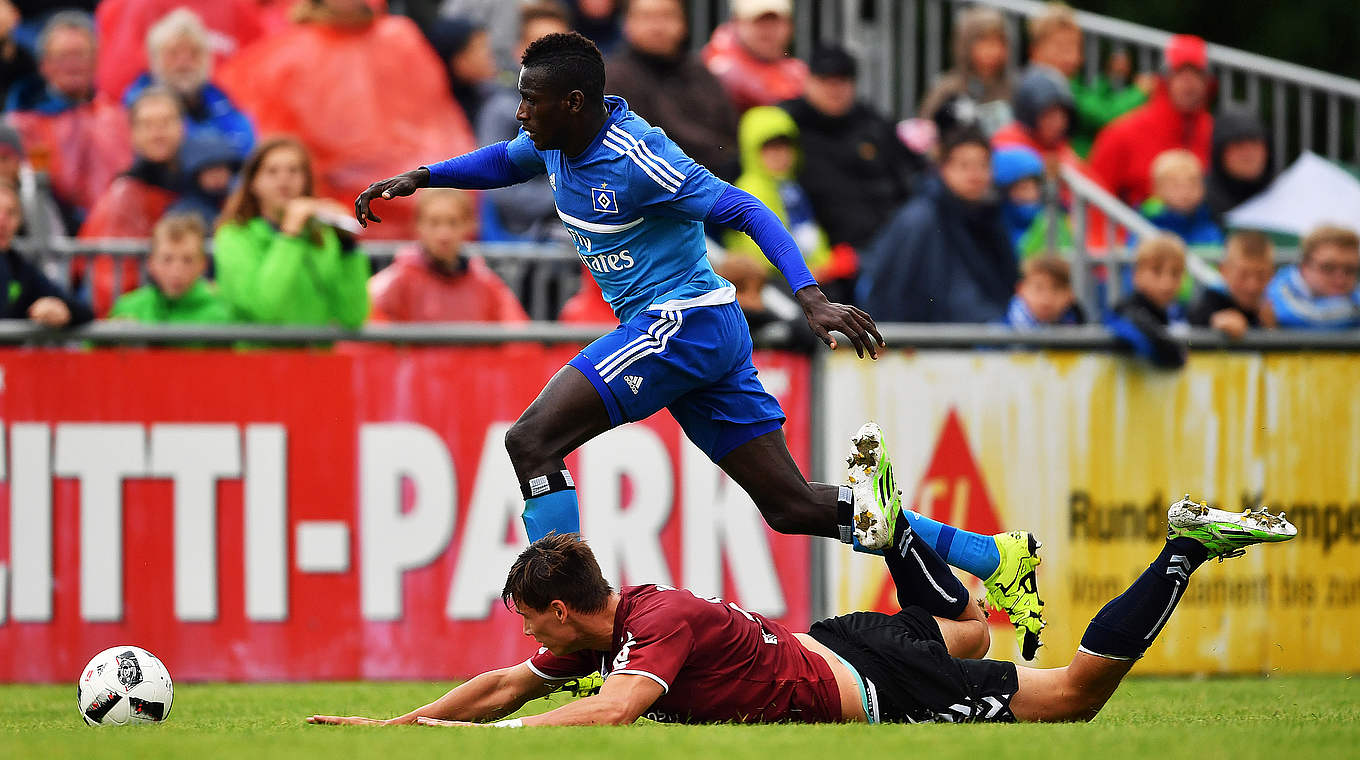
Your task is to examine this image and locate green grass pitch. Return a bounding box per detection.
[4,676,1358,760]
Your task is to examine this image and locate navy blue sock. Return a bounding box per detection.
[904,510,1001,580]
[1079,538,1209,660]
[884,518,970,619]
[520,470,579,543]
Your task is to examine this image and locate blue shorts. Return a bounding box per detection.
[569,300,785,462]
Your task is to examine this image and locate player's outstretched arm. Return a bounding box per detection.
[307,663,555,726]
[416,673,663,728]
[705,185,885,358]
[354,141,539,227]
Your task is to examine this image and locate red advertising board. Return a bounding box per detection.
[0,346,810,682]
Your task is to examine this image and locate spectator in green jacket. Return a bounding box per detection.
[213,136,369,328]
[109,213,234,324]
[1027,3,1155,157]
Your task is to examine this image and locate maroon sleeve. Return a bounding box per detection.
[525,647,596,681]
[609,603,696,694]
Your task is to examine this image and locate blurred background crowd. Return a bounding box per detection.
[0,0,1357,365]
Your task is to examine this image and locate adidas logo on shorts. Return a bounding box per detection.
[624,375,644,395]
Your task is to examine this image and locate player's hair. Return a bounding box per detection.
[1301,224,1360,265]
[1133,234,1187,271]
[521,31,606,107]
[1223,229,1274,265]
[415,188,474,221]
[1149,148,1202,185]
[1028,2,1080,45]
[502,533,613,614]
[128,85,185,122]
[520,1,570,38]
[151,213,207,255]
[1022,255,1072,289]
[218,136,315,230]
[938,125,991,163]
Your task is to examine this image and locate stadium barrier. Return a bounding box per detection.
[2,324,1359,680]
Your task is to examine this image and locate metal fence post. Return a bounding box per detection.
[808,348,830,622]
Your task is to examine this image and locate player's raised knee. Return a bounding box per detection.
[503,420,542,466]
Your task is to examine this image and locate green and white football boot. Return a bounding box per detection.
[845,422,901,551]
[1167,494,1297,560]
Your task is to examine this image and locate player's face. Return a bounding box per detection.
[515,601,579,655]
[516,67,575,151]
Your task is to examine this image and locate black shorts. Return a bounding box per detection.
[809,607,1019,724]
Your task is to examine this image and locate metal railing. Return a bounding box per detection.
[736,0,1360,170]
[2,320,1357,351]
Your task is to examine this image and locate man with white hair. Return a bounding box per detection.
[122,7,255,159]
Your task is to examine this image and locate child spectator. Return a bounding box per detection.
[166,135,242,228]
[1106,234,1188,369]
[1003,255,1085,328]
[109,213,233,324]
[724,106,832,282]
[992,66,1080,175]
[1187,229,1276,338]
[701,0,807,113]
[991,145,1048,251]
[368,189,528,323]
[1139,149,1223,247]
[213,137,370,328]
[0,183,92,327]
[1265,224,1360,329]
[918,6,1013,136]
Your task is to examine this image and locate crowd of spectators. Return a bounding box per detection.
[0,0,1354,355]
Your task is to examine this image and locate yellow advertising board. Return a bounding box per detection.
[820,351,1360,673]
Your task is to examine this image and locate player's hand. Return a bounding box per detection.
[795,286,884,359]
[27,296,71,327]
[355,168,430,227]
[415,717,480,727]
[306,714,391,726]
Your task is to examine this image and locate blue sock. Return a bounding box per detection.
[1079,538,1208,660]
[520,470,580,543]
[904,510,1001,580]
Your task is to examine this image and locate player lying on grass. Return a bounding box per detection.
[309,447,1296,725]
[352,31,1044,655]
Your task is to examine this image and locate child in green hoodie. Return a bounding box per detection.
[724,106,832,280]
[109,213,235,324]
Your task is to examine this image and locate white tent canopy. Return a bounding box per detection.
[1226,151,1360,236]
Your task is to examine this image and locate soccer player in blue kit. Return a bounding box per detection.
[356,32,1045,656]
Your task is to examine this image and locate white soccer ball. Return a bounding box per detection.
[76,645,174,726]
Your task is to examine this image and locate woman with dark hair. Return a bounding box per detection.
[212,136,369,327]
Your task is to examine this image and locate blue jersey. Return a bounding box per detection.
[505,96,734,323]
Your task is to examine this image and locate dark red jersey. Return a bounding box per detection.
[526,584,841,724]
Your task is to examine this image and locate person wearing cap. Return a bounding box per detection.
[1089,33,1214,207]
[121,7,257,161]
[701,0,807,114]
[779,44,921,296]
[606,0,740,181]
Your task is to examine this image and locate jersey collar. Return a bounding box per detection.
[569,95,631,166]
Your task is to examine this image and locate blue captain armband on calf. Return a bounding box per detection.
[706,185,819,294]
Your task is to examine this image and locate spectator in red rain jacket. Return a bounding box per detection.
[5,11,131,230]
[217,0,475,240]
[1089,34,1214,207]
[368,189,528,323]
[76,86,185,316]
[701,0,806,114]
[558,268,616,323]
